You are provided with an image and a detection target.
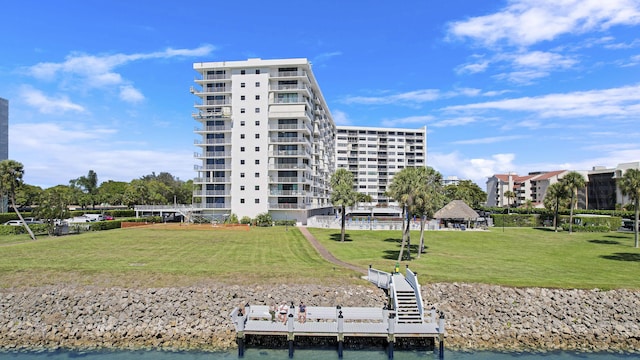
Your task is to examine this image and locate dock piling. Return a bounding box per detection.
[387,312,396,359]
[438,312,445,359]
[236,309,246,358]
[337,308,344,358]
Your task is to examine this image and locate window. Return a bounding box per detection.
[255,134,260,139]
[240,121,245,126]
[240,198,245,203]
[241,70,246,75]
[255,69,260,74]
[255,185,260,190]
[255,199,260,204]
[255,172,259,178]
[255,159,260,164]
[255,95,260,100]
[240,134,245,139]
[240,172,245,178]
[240,147,245,152]
[240,108,245,113]
[255,82,260,87]
[255,146,260,151]
[255,120,260,126]
[240,160,245,165]
[240,186,245,191]
[255,108,260,113]
[240,82,245,87]
[240,95,245,100]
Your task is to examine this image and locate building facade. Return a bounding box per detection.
[335,125,427,206]
[191,58,336,223]
[486,170,569,208]
[0,97,8,161]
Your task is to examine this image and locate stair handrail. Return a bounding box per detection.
[367,266,392,290]
[405,268,424,322]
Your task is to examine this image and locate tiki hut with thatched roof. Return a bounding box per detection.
[433,200,481,230]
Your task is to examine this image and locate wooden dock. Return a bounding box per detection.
[230,266,445,359]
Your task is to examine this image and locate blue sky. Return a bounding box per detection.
[1,0,639,189]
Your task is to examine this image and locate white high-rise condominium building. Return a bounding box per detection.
[191,58,336,223]
[335,125,428,206]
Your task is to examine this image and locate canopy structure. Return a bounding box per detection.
[433,200,480,229]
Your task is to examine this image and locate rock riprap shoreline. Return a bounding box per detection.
[0,283,638,353]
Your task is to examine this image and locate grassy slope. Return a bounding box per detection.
[0,225,359,288]
[1,225,639,289]
[308,227,640,289]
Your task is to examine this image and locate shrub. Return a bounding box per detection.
[491,214,537,227]
[240,216,252,225]
[274,219,296,226]
[227,213,239,224]
[560,224,610,232]
[254,213,273,227]
[89,221,122,231]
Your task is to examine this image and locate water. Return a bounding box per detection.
[1,349,639,360]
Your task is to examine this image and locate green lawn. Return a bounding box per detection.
[308,227,640,290]
[0,225,360,288]
[1,226,639,289]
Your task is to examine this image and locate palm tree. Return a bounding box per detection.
[619,168,640,248]
[504,190,516,214]
[413,167,445,258]
[562,171,586,234]
[0,160,36,240]
[544,181,569,232]
[387,167,423,261]
[330,169,357,242]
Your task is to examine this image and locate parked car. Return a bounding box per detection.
[23,217,43,224]
[103,215,114,220]
[3,220,24,226]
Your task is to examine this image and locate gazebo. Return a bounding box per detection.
[433,200,481,230]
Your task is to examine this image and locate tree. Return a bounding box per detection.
[0,160,36,240]
[562,171,586,234]
[15,184,43,209]
[71,170,99,209]
[35,185,72,235]
[387,167,427,261]
[619,168,640,248]
[330,169,357,242]
[544,181,569,232]
[504,190,516,214]
[97,180,128,206]
[413,167,445,258]
[444,180,486,208]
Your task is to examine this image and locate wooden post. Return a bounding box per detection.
[337,308,344,358]
[387,312,395,359]
[237,309,245,358]
[438,312,445,359]
[287,313,295,358]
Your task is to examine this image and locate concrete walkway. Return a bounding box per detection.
[298,226,367,275]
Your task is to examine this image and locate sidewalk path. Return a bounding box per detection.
[298,226,367,275]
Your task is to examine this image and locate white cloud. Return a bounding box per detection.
[119,85,145,103]
[456,60,490,74]
[444,84,640,118]
[19,86,85,114]
[448,0,640,47]
[432,116,477,128]
[342,89,441,105]
[10,122,191,187]
[429,152,518,186]
[380,115,433,127]
[331,109,352,125]
[452,135,528,145]
[23,44,215,100]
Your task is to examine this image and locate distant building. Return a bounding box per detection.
[442,176,461,186]
[487,162,640,210]
[0,97,7,161]
[335,125,427,206]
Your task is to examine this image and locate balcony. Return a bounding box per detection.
[273,70,308,78]
[194,138,231,146]
[269,163,310,170]
[195,73,231,81]
[194,100,231,107]
[194,151,232,158]
[268,203,308,210]
[194,177,230,184]
[194,164,231,170]
[273,177,308,183]
[193,190,231,196]
[269,189,306,196]
[269,149,311,157]
[194,125,232,132]
[269,137,309,144]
